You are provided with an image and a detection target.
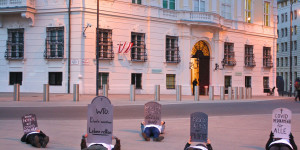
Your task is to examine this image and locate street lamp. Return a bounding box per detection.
[96,0,100,96]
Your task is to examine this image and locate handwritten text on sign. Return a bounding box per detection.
[190,112,208,142]
[22,114,38,134]
[144,102,161,125]
[87,96,113,144]
[272,108,292,139]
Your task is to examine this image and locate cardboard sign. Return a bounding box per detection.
[144,102,161,125]
[22,114,38,134]
[190,112,208,142]
[272,108,292,139]
[87,96,113,144]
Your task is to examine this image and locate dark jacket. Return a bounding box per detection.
[184,142,213,150]
[21,130,46,143]
[265,132,297,150]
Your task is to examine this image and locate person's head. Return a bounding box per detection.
[269,144,293,150]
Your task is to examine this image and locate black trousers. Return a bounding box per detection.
[26,133,46,147]
[296,90,300,100]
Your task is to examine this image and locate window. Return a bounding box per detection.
[132,0,141,4]
[294,26,297,35]
[295,41,297,51]
[221,0,231,19]
[244,45,255,67]
[277,30,279,37]
[285,42,287,51]
[97,29,114,60]
[291,41,293,51]
[163,0,175,10]
[6,29,24,59]
[294,10,297,19]
[281,58,283,66]
[245,76,251,88]
[277,58,279,67]
[131,32,147,61]
[263,77,269,92]
[285,13,288,22]
[295,56,297,66]
[263,47,273,68]
[281,14,284,23]
[9,72,22,85]
[98,72,109,89]
[281,43,284,51]
[166,74,175,89]
[166,36,180,63]
[223,42,236,66]
[224,76,232,94]
[264,2,270,26]
[285,57,288,66]
[194,0,205,12]
[131,73,142,89]
[245,0,252,23]
[49,72,62,86]
[45,27,64,59]
[277,43,279,52]
[277,16,279,24]
[285,28,287,37]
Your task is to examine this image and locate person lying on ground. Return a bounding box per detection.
[21,129,49,148]
[184,136,213,150]
[81,134,120,150]
[141,121,165,142]
[265,131,297,150]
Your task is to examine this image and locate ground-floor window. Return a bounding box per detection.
[245,76,251,88]
[9,72,22,85]
[224,76,232,94]
[49,72,62,86]
[166,74,175,89]
[98,72,109,89]
[131,73,142,89]
[263,76,269,93]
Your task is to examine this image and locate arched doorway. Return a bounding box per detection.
[190,41,210,95]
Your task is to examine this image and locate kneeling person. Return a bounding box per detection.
[21,130,49,148]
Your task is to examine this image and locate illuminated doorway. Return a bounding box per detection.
[190,41,210,95]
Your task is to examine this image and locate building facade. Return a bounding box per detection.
[0,0,277,95]
[277,0,299,93]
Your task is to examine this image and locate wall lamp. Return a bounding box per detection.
[83,23,92,37]
[214,59,225,71]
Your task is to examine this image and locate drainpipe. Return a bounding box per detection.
[67,0,71,94]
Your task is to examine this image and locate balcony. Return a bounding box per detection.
[0,0,36,26]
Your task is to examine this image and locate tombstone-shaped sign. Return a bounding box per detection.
[87,96,113,144]
[144,102,161,125]
[22,114,38,134]
[190,112,208,142]
[272,108,292,139]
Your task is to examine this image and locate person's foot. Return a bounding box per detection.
[142,133,150,141]
[153,136,164,142]
[41,136,49,148]
[34,135,41,148]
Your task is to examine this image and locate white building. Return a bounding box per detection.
[0,0,277,96]
[276,0,300,93]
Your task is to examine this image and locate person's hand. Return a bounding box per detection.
[188,136,192,144]
[142,121,145,125]
[289,133,294,140]
[207,139,211,145]
[36,129,40,133]
[84,134,88,138]
[161,121,165,125]
[269,131,274,138]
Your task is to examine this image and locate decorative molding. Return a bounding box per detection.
[21,12,35,26]
[48,18,64,27]
[132,24,143,32]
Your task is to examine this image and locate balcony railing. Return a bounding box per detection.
[0,0,35,8]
